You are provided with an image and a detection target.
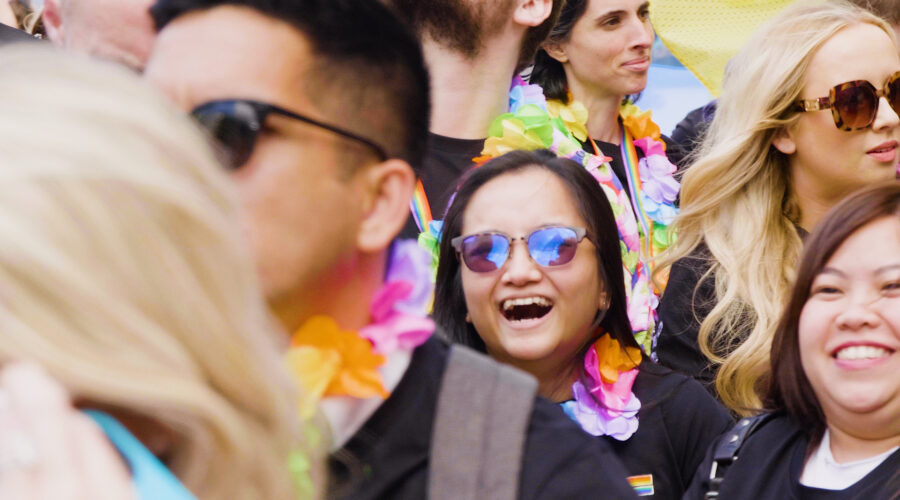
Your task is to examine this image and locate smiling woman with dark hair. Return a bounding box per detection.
[434,149,731,500]
[685,182,900,499]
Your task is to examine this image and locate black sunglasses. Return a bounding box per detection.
[190,99,388,169]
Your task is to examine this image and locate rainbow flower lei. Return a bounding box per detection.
[478,77,679,351]
[562,334,643,440]
[285,240,434,419]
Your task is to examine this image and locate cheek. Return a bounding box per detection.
[797,304,827,371]
[460,271,494,319]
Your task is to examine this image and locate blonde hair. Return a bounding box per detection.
[657,1,896,415]
[0,46,305,499]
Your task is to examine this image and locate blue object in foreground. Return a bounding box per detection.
[85,410,198,500]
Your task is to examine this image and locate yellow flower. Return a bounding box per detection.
[547,98,589,142]
[287,316,388,413]
[620,103,662,145]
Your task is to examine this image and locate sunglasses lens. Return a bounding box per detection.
[888,73,900,116]
[528,227,580,267]
[461,234,509,272]
[833,82,878,130]
[191,103,258,169]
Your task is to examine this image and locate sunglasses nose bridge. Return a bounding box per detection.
[502,238,544,284]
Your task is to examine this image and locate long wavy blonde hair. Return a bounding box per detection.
[0,46,307,499]
[657,1,896,415]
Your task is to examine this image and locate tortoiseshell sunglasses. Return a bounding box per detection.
[796,71,900,131]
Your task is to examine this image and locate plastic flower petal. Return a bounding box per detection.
[290,316,388,400]
[621,102,662,144]
[587,334,643,384]
[546,98,589,142]
[384,239,434,315]
[285,346,341,419]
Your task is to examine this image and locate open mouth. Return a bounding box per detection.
[833,345,893,361]
[500,296,553,322]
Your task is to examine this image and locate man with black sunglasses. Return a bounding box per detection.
[145,0,637,498]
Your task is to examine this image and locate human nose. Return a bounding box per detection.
[628,15,654,50]
[835,293,883,331]
[501,240,542,286]
[871,96,900,131]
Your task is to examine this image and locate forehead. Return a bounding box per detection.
[826,216,900,267]
[803,23,900,96]
[145,5,314,113]
[461,168,587,234]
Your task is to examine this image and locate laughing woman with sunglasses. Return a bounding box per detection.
[655,0,900,415]
[433,149,732,500]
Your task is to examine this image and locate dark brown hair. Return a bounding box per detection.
[765,182,900,447]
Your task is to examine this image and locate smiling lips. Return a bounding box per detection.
[501,296,553,322]
[622,56,650,73]
[866,140,898,163]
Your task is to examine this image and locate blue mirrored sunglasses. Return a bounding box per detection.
[450,226,588,273]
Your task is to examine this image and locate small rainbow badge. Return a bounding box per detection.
[627,474,654,496]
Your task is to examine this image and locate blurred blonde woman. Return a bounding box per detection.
[656,0,900,414]
[0,46,310,499]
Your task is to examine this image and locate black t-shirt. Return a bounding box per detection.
[655,244,720,393]
[684,414,900,500]
[327,336,639,500]
[399,133,484,239]
[591,366,733,500]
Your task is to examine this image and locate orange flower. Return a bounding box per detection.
[620,103,663,147]
[288,316,389,404]
[593,334,643,384]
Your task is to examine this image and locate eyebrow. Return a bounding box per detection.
[598,2,650,17]
[817,263,900,277]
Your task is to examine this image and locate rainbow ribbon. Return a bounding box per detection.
[620,123,654,259]
[410,179,433,232]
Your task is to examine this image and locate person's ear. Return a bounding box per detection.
[356,159,416,253]
[543,41,568,63]
[42,0,65,43]
[513,0,552,28]
[598,287,610,312]
[772,126,797,155]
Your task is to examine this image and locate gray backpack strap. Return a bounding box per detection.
[429,345,538,500]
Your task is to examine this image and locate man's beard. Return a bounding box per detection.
[388,0,514,58]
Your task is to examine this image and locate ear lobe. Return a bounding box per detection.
[42,0,65,43]
[356,159,416,254]
[772,127,797,155]
[513,0,552,28]
[543,42,568,64]
[598,288,610,312]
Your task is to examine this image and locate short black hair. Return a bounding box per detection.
[151,0,430,171]
[434,149,639,359]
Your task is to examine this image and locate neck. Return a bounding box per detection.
[424,37,521,139]
[825,421,900,463]
[272,250,388,335]
[489,351,579,403]
[790,169,848,232]
[566,76,623,144]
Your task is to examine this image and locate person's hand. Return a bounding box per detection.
[0,362,136,500]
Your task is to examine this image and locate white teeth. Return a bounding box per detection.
[835,346,890,360]
[502,297,552,311]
